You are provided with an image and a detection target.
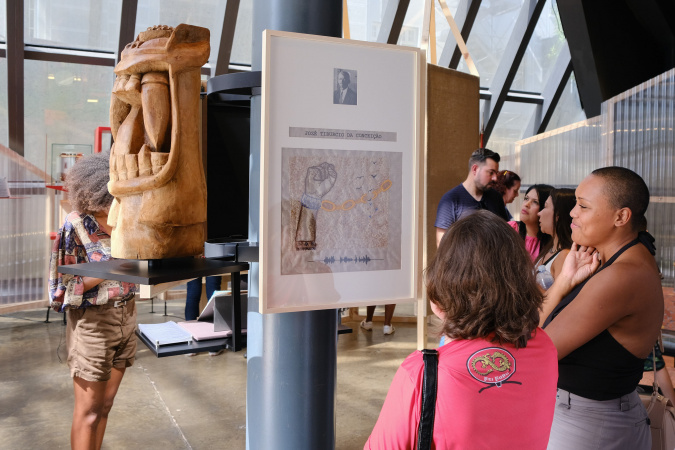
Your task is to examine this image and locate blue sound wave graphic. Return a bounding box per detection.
[309,255,384,265]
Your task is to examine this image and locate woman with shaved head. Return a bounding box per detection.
[541,167,663,450]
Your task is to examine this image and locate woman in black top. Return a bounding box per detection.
[540,167,663,450]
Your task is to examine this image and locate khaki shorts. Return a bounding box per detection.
[66,298,137,382]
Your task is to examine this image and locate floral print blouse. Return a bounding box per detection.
[48,211,136,312]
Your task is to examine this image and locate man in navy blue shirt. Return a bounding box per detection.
[435,148,508,246]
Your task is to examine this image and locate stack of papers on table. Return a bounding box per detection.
[176,321,233,341]
[138,321,193,349]
[174,291,247,341]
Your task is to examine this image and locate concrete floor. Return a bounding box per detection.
[0,299,435,449]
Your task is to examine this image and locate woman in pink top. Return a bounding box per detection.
[365,210,558,450]
[508,184,553,262]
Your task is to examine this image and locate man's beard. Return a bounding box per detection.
[475,179,492,193]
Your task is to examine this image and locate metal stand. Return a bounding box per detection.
[243,1,343,448]
[44,306,67,325]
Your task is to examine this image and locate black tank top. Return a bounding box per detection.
[543,237,646,400]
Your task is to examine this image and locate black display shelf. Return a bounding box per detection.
[206,71,261,97]
[205,239,259,263]
[58,258,249,356]
[58,258,249,285]
[337,324,353,335]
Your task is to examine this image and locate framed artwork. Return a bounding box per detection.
[260,30,425,313]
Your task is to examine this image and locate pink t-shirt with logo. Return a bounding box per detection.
[365,329,558,449]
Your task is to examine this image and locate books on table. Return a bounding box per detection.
[138,290,248,347]
[137,321,193,349]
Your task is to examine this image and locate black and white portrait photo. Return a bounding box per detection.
[333,68,357,105]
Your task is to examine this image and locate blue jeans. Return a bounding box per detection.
[185,276,221,321]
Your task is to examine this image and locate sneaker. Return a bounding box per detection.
[209,349,224,357]
[383,325,396,335]
[360,320,373,331]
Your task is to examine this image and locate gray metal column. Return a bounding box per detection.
[247,1,342,449]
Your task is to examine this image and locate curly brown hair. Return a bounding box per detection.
[65,151,113,215]
[492,170,521,196]
[426,210,543,348]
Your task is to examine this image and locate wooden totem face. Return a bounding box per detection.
[107,24,210,259]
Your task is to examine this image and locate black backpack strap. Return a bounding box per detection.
[417,349,439,450]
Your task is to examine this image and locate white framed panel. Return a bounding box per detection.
[260,30,425,313]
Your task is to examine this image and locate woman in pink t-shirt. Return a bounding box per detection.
[366,210,558,450]
[508,184,553,262]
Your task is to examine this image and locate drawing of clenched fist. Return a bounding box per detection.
[296,162,338,251]
[301,162,337,210]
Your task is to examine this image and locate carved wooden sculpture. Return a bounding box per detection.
[108,24,210,259]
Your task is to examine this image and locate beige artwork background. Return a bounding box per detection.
[281,148,402,275]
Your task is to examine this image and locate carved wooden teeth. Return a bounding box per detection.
[125,154,139,179]
[116,154,127,181]
[110,148,169,180]
[151,152,169,175]
[138,145,152,177]
[109,145,118,182]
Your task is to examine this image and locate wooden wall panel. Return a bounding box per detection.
[425,65,480,266]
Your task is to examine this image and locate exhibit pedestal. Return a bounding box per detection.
[58,259,249,354]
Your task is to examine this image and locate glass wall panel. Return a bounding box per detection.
[24,0,122,52]
[23,60,114,171]
[463,0,524,87]
[506,116,602,219]
[347,0,389,43]
[432,0,458,58]
[394,0,459,54]
[396,0,424,47]
[511,0,565,93]
[546,72,586,131]
[136,0,227,66]
[230,0,252,65]
[0,58,7,147]
[0,144,51,308]
[602,69,675,282]
[0,0,6,42]
[395,0,459,54]
[488,100,537,156]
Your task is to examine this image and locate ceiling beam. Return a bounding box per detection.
[438,0,481,69]
[480,90,544,104]
[376,0,411,44]
[24,46,115,67]
[523,42,573,138]
[117,0,138,64]
[215,0,241,76]
[555,0,602,117]
[6,0,24,155]
[482,0,546,144]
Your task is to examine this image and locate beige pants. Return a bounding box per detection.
[66,298,137,382]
